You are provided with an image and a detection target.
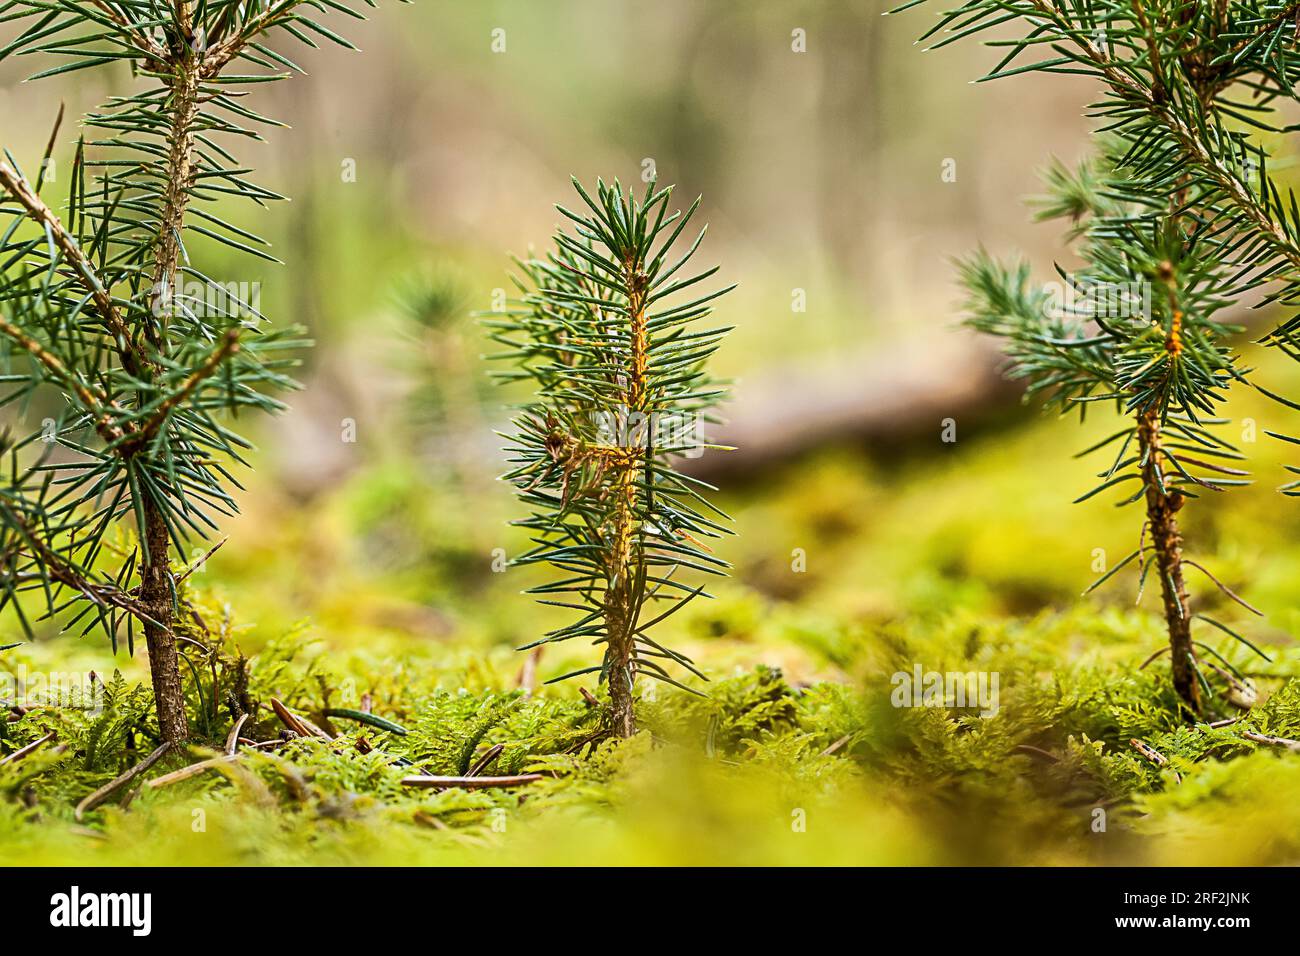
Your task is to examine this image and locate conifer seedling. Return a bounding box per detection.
[895,0,1300,714]
[487,177,734,737]
[0,0,398,751]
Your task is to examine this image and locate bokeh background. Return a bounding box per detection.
[5,1,1300,865]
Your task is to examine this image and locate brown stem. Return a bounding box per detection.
[1,506,154,623]
[131,329,240,446]
[603,266,650,738]
[138,57,202,746]
[141,502,187,744]
[203,0,299,73]
[605,596,637,739]
[1029,0,1300,279]
[148,68,200,345]
[0,313,128,446]
[1102,5,1212,716]
[1138,408,1201,714]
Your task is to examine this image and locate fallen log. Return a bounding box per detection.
[681,336,1015,482]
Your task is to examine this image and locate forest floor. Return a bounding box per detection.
[4,604,1300,865]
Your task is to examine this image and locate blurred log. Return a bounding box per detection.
[682,335,1018,482]
[681,302,1270,482]
[273,312,1268,493]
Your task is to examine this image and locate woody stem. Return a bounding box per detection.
[1138,407,1201,714]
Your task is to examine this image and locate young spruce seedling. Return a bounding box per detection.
[488,177,734,737]
[0,0,398,748]
[896,0,1300,714]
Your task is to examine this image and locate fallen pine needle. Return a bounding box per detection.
[516,647,543,694]
[147,754,240,790]
[323,707,408,736]
[75,743,172,821]
[1243,731,1300,753]
[0,731,54,766]
[226,714,249,755]
[467,743,505,778]
[1015,743,1060,763]
[819,734,851,757]
[1207,717,1242,728]
[1130,738,1181,784]
[269,697,331,740]
[413,810,449,830]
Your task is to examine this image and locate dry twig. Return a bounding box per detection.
[75,742,172,821]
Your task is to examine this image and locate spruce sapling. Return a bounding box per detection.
[0,0,400,747]
[487,176,734,737]
[894,0,1300,713]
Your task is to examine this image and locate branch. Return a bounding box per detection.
[173,0,193,38]
[87,0,169,64]
[175,535,226,586]
[0,161,153,380]
[0,732,56,765]
[0,501,157,626]
[129,329,241,445]
[1130,0,1168,101]
[1027,1,1300,277]
[0,313,127,445]
[1220,2,1300,64]
[1242,730,1300,752]
[203,0,304,75]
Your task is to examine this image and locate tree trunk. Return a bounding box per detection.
[603,525,639,739]
[606,634,637,739]
[135,55,200,745]
[600,494,637,738]
[1138,408,1201,714]
[141,500,187,743]
[600,266,649,739]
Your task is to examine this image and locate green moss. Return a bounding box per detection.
[3,604,1299,865]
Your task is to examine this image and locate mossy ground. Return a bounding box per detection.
[4,604,1300,866]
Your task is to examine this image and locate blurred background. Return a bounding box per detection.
[3,0,1300,698]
